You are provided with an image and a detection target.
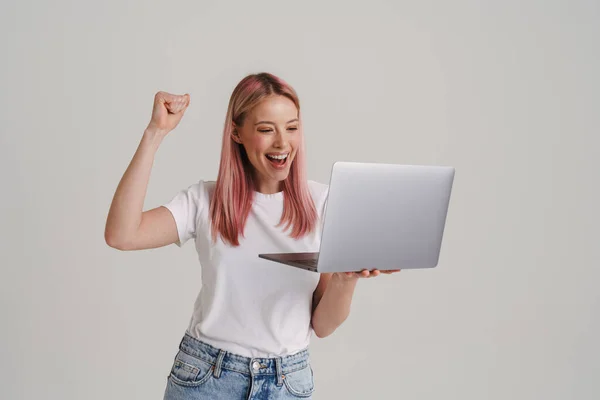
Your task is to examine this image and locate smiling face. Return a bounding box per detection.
[232,95,301,194]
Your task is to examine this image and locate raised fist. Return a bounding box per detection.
[146,91,191,134]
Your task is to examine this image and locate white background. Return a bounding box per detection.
[1,0,598,398]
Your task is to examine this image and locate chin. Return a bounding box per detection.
[269,168,291,181]
[261,163,293,186]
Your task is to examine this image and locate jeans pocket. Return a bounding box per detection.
[168,350,214,388]
[283,365,315,398]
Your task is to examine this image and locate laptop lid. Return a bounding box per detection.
[314,162,455,273]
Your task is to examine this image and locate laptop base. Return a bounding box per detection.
[258,252,319,272]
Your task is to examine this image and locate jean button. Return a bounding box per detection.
[252,361,261,371]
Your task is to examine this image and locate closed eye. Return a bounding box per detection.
[258,127,297,133]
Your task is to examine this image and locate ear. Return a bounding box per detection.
[231,123,242,144]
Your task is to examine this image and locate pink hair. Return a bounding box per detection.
[209,72,318,246]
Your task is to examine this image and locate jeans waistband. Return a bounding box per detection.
[178,333,310,376]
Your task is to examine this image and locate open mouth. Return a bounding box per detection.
[265,153,289,169]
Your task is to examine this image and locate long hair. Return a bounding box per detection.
[209,72,318,246]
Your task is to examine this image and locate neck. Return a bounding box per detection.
[253,176,283,194]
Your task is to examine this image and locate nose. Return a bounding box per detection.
[273,130,287,149]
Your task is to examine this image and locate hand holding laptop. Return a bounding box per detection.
[337,268,402,280]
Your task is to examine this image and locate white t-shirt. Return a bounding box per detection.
[162,180,329,358]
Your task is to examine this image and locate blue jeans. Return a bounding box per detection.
[163,333,315,399]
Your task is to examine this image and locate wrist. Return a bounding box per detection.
[142,127,166,148]
[332,272,360,286]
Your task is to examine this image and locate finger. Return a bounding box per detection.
[173,96,187,114]
[177,95,191,113]
[371,269,381,277]
[174,101,185,113]
[157,91,175,104]
[164,98,178,113]
[162,94,188,112]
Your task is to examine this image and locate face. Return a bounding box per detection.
[232,95,301,194]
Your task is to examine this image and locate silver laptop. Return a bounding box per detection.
[258,161,455,273]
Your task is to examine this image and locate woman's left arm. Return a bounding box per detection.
[310,269,401,338]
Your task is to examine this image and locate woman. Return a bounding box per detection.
[105,72,400,399]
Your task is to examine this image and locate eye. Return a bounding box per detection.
[258,128,273,133]
[288,127,298,131]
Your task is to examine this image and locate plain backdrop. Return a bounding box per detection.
[1,0,598,399]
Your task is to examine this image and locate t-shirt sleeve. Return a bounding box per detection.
[162,180,206,247]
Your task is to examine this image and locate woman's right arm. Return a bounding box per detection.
[104,91,190,251]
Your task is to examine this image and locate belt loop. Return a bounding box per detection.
[213,350,226,378]
[276,357,284,386]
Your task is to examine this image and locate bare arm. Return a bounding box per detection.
[311,273,358,338]
[104,91,190,251]
[311,269,400,338]
[104,129,176,250]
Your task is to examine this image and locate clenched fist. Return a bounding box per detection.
[146,91,191,135]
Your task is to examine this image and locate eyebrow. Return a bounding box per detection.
[254,118,299,126]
